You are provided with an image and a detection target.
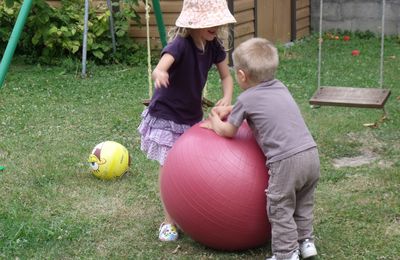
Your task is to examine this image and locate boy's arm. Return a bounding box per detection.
[201,107,238,138]
[215,59,233,106]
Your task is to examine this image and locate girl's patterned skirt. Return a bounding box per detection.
[137,109,191,165]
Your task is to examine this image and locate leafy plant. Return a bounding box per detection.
[0,0,145,65]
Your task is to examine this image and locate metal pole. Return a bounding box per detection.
[152,0,167,47]
[106,0,117,54]
[317,0,323,89]
[81,0,90,77]
[379,0,385,88]
[227,0,234,66]
[0,0,33,88]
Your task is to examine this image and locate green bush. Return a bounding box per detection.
[0,0,146,65]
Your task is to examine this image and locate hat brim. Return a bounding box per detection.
[175,9,236,29]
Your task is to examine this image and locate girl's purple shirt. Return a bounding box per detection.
[148,35,226,125]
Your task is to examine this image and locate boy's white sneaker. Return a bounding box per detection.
[266,250,299,260]
[300,239,317,258]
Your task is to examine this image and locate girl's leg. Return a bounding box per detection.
[158,165,174,224]
[158,165,179,241]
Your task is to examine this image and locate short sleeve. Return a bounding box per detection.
[228,100,246,127]
[161,37,186,63]
[213,40,227,64]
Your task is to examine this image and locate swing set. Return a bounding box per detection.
[309,0,391,109]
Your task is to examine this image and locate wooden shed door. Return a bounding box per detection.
[256,0,292,43]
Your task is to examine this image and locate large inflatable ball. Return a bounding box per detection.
[88,141,130,180]
[161,122,271,251]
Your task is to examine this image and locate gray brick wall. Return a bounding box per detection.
[310,0,400,35]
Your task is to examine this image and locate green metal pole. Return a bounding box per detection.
[151,0,167,47]
[0,0,33,88]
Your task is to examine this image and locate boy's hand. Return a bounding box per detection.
[200,109,221,130]
[200,119,212,129]
[200,106,232,130]
[201,109,237,138]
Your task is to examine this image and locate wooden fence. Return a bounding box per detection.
[47,0,310,50]
[132,0,310,49]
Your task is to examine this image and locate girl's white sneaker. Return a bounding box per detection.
[158,222,178,242]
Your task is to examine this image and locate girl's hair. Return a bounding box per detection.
[232,38,279,83]
[167,25,233,52]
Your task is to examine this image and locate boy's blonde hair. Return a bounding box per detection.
[232,38,279,83]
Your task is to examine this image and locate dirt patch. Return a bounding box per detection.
[332,131,387,168]
[385,217,400,237]
[332,153,379,168]
[0,149,8,159]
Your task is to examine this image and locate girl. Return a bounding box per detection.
[138,0,236,242]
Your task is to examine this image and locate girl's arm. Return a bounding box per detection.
[152,53,175,88]
[215,59,234,106]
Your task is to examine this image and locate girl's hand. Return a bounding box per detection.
[152,53,175,89]
[152,68,169,89]
[215,96,232,106]
[211,105,233,120]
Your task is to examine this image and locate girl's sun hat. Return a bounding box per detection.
[175,0,237,29]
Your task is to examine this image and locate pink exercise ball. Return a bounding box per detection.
[161,122,271,251]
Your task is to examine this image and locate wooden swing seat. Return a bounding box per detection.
[309,86,391,109]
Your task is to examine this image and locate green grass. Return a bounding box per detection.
[0,33,399,259]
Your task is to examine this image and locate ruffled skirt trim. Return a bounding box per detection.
[137,109,191,165]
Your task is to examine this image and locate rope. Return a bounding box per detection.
[317,0,323,89]
[379,0,385,88]
[145,0,152,98]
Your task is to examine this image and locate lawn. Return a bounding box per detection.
[0,33,399,259]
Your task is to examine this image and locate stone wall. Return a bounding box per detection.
[310,0,400,35]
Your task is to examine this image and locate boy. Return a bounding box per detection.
[201,38,320,260]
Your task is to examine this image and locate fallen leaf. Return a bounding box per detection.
[379,114,388,123]
[363,122,378,128]
[172,245,181,254]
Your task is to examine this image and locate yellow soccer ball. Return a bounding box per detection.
[88,141,130,180]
